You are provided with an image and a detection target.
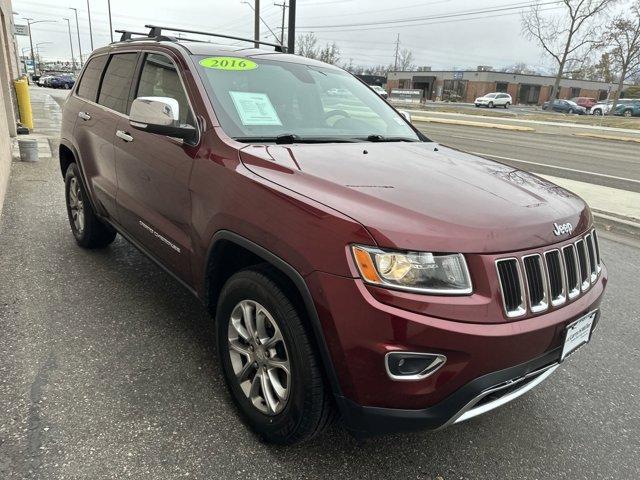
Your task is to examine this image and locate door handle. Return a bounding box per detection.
[116,130,134,142]
[78,111,91,121]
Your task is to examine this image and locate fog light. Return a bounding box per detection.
[385,352,446,381]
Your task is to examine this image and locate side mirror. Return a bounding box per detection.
[130,97,197,142]
[399,110,412,123]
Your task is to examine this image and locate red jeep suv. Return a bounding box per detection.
[59,26,607,444]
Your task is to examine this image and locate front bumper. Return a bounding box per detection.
[306,262,607,436]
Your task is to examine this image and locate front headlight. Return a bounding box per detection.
[351,245,473,294]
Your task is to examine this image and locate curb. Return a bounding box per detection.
[574,132,640,144]
[411,115,535,132]
[593,211,640,241]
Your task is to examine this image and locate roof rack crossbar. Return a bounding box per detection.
[115,29,150,42]
[144,24,287,52]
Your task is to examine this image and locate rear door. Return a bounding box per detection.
[114,51,199,283]
[72,54,119,217]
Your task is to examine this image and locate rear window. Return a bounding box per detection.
[98,53,138,114]
[76,55,108,101]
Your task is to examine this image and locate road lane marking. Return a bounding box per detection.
[470,152,640,185]
[447,134,497,143]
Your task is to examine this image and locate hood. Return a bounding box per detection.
[239,142,591,253]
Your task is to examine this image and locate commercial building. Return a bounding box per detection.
[387,69,628,105]
[0,0,19,217]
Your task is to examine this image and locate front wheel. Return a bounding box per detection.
[65,163,116,248]
[623,109,633,117]
[216,268,334,444]
[593,109,602,116]
[488,101,494,108]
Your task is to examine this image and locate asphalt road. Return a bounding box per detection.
[1,109,640,479]
[416,121,640,193]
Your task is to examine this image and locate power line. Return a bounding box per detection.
[298,0,561,30]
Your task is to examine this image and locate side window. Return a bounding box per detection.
[76,55,108,102]
[97,53,138,114]
[136,53,194,125]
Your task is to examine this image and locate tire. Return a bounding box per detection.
[623,109,633,117]
[488,101,494,108]
[216,267,334,444]
[593,109,602,116]
[64,163,116,249]
[504,102,510,109]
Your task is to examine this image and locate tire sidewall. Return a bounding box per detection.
[64,163,87,243]
[216,273,310,441]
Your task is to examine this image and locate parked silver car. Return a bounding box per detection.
[590,98,634,115]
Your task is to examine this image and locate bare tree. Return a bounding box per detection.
[522,0,618,101]
[501,62,541,75]
[297,33,319,59]
[319,42,341,65]
[396,49,415,71]
[600,3,640,112]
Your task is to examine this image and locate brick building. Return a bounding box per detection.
[386,69,630,105]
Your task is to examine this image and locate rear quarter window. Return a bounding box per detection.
[76,55,108,102]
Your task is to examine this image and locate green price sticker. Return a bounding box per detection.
[199,57,258,71]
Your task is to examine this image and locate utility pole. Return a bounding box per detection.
[287,0,296,53]
[86,0,94,51]
[63,18,77,73]
[254,0,260,48]
[394,33,400,71]
[107,0,113,42]
[70,8,83,67]
[275,1,288,46]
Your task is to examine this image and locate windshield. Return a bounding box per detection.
[566,100,578,106]
[485,93,497,98]
[194,56,420,143]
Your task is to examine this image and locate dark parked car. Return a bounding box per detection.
[50,75,75,89]
[570,96,597,110]
[542,99,587,114]
[613,99,640,117]
[59,26,607,444]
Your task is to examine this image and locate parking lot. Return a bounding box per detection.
[0,88,639,479]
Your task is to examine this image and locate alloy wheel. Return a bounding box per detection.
[68,176,85,234]
[227,300,291,415]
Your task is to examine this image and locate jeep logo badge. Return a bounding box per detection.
[553,222,573,236]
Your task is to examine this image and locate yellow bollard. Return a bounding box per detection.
[14,77,34,130]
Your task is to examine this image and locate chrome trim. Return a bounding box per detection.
[495,258,526,318]
[450,363,559,425]
[544,249,566,307]
[116,130,134,142]
[562,244,581,300]
[585,234,598,283]
[384,352,447,381]
[591,228,602,273]
[575,239,591,292]
[522,253,549,313]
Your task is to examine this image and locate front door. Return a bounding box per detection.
[115,52,199,283]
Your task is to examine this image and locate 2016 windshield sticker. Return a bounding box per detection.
[199,57,258,71]
[229,91,282,126]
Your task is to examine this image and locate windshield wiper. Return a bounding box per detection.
[233,134,358,144]
[364,134,419,142]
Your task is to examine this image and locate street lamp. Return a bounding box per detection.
[63,18,77,73]
[34,41,52,70]
[21,18,57,76]
[69,8,83,67]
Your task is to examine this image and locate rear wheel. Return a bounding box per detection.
[64,163,116,248]
[504,102,510,109]
[216,267,334,444]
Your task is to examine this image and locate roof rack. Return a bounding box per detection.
[144,24,287,52]
[114,29,205,44]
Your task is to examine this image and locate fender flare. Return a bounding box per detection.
[204,230,346,403]
[58,138,100,214]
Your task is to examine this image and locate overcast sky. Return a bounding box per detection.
[8,0,617,71]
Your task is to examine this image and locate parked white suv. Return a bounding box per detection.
[590,99,634,115]
[475,92,512,108]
